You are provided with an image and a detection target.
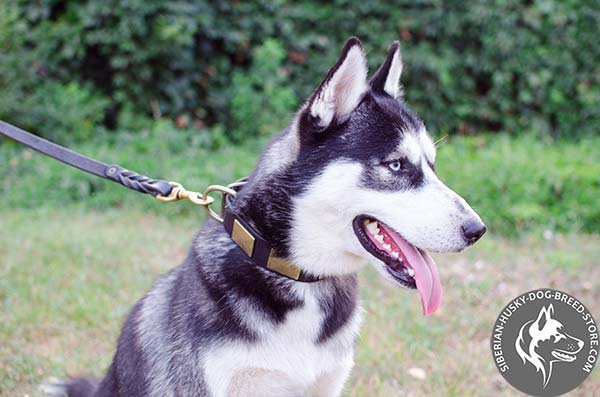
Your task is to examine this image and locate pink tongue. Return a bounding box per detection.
[380,225,443,316]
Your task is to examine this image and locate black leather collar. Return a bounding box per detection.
[222,205,322,283]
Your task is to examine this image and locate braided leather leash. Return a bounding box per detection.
[0,120,233,221]
[0,120,317,281]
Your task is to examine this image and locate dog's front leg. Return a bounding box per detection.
[305,360,354,397]
[226,367,304,397]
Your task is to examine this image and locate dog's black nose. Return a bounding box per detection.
[462,220,486,245]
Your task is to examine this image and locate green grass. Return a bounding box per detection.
[434,134,600,235]
[0,208,598,396]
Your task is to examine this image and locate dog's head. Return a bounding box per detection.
[516,304,584,386]
[242,38,485,315]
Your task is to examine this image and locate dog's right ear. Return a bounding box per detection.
[296,37,368,137]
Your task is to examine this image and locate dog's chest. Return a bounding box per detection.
[203,285,361,396]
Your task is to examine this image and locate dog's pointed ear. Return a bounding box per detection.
[369,41,403,98]
[535,305,551,331]
[299,37,367,132]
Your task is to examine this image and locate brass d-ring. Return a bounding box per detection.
[202,185,238,223]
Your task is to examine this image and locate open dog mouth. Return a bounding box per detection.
[552,350,577,362]
[352,215,442,316]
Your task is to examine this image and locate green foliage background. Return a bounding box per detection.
[1,0,599,141]
[1,0,599,236]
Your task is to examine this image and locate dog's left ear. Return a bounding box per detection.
[535,305,553,331]
[369,41,403,98]
[298,37,368,133]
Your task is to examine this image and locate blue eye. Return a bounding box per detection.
[388,159,402,172]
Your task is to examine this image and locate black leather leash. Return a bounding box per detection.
[0,121,173,198]
[0,120,322,283]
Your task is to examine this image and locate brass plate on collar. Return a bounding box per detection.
[231,219,255,257]
[267,251,301,280]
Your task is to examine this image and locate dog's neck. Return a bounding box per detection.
[227,127,366,280]
[230,175,296,259]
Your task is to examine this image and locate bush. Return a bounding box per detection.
[229,39,297,141]
[24,82,109,143]
[0,1,598,143]
[0,2,110,143]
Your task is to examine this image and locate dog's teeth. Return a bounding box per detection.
[391,252,399,259]
[365,221,379,235]
[382,244,392,252]
[407,268,415,277]
[374,234,384,243]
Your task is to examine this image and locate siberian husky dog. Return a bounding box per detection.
[49,37,486,397]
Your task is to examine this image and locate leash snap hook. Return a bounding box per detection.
[157,182,238,223]
[156,182,215,207]
[202,185,237,223]
[156,182,184,203]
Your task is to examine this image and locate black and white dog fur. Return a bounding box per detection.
[47,37,485,397]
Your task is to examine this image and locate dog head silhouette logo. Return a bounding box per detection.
[515,304,584,387]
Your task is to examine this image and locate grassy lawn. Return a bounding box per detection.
[0,208,598,396]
